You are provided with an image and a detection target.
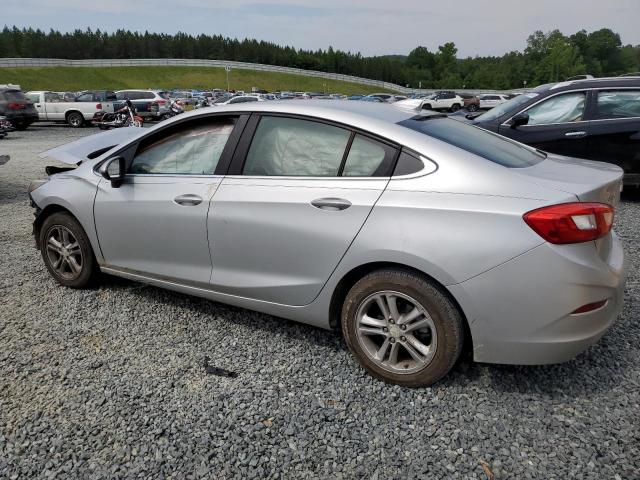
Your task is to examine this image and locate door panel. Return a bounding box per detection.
[588,118,640,174]
[95,176,220,283]
[208,177,388,305]
[499,122,592,159]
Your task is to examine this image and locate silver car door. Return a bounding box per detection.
[208,115,398,306]
[94,115,244,284]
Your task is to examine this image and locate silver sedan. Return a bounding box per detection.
[29,101,627,386]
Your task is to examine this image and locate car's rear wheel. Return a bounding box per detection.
[450,103,461,112]
[467,104,479,112]
[40,212,97,288]
[66,112,84,128]
[342,269,463,387]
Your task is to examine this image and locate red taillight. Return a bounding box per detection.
[8,102,25,110]
[95,103,102,110]
[523,202,614,244]
[155,99,166,105]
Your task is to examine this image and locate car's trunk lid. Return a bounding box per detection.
[515,153,623,206]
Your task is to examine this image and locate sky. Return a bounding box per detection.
[3,0,639,58]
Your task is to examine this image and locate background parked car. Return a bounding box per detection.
[459,93,480,111]
[213,95,263,105]
[27,90,114,127]
[0,85,39,130]
[421,91,464,111]
[478,94,509,109]
[116,90,170,119]
[467,77,640,186]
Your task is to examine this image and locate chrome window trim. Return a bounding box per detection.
[501,86,640,127]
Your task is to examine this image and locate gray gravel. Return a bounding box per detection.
[1,124,639,480]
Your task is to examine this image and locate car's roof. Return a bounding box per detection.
[537,77,640,92]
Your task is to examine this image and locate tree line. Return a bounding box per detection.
[1,26,638,89]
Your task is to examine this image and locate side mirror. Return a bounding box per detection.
[99,156,126,188]
[511,112,529,129]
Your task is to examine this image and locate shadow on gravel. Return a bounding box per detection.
[0,180,29,205]
[97,274,634,396]
[98,274,344,352]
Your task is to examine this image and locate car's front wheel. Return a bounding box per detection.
[40,212,98,288]
[342,269,464,387]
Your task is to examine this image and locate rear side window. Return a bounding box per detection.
[342,134,395,177]
[141,92,155,100]
[398,117,545,168]
[3,90,28,101]
[76,93,93,102]
[594,90,640,119]
[243,116,350,176]
[130,118,236,175]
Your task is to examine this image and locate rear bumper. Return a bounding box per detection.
[449,233,627,365]
[4,111,38,124]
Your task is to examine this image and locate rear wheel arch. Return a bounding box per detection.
[65,110,85,127]
[328,262,473,356]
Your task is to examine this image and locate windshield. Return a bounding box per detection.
[474,92,539,122]
[398,116,545,168]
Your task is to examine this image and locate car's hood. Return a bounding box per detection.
[39,127,143,164]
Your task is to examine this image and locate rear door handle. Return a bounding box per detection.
[174,194,203,206]
[311,197,352,211]
[565,131,587,138]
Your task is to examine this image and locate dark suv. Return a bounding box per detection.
[467,77,640,186]
[0,86,39,130]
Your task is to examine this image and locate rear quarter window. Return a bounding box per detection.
[398,117,545,168]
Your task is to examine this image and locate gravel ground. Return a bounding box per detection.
[1,125,639,480]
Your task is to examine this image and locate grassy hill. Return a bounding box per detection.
[0,66,395,95]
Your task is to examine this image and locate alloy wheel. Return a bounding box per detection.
[45,225,83,280]
[355,290,437,374]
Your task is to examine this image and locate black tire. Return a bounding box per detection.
[450,103,461,112]
[12,122,29,131]
[467,104,479,112]
[423,103,433,110]
[66,112,85,128]
[39,212,98,288]
[342,269,464,387]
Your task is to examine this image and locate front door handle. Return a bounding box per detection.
[174,194,203,206]
[565,131,587,138]
[311,197,352,211]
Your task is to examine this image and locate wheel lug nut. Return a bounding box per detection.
[400,336,406,342]
[400,325,406,330]
[382,327,388,332]
[389,338,396,343]
[389,319,395,324]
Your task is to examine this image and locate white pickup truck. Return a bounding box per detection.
[26,91,115,127]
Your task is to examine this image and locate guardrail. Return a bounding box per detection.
[0,58,519,95]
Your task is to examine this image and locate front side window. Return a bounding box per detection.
[130,118,236,175]
[595,90,640,119]
[525,92,586,125]
[243,117,351,176]
[27,93,40,103]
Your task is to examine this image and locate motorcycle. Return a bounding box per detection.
[0,116,14,139]
[93,105,144,130]
[161,99,185,120]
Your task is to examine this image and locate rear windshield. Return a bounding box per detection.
[398,117,545,168]
[2,90,28,101]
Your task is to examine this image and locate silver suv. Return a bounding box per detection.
[115,90,170,119]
